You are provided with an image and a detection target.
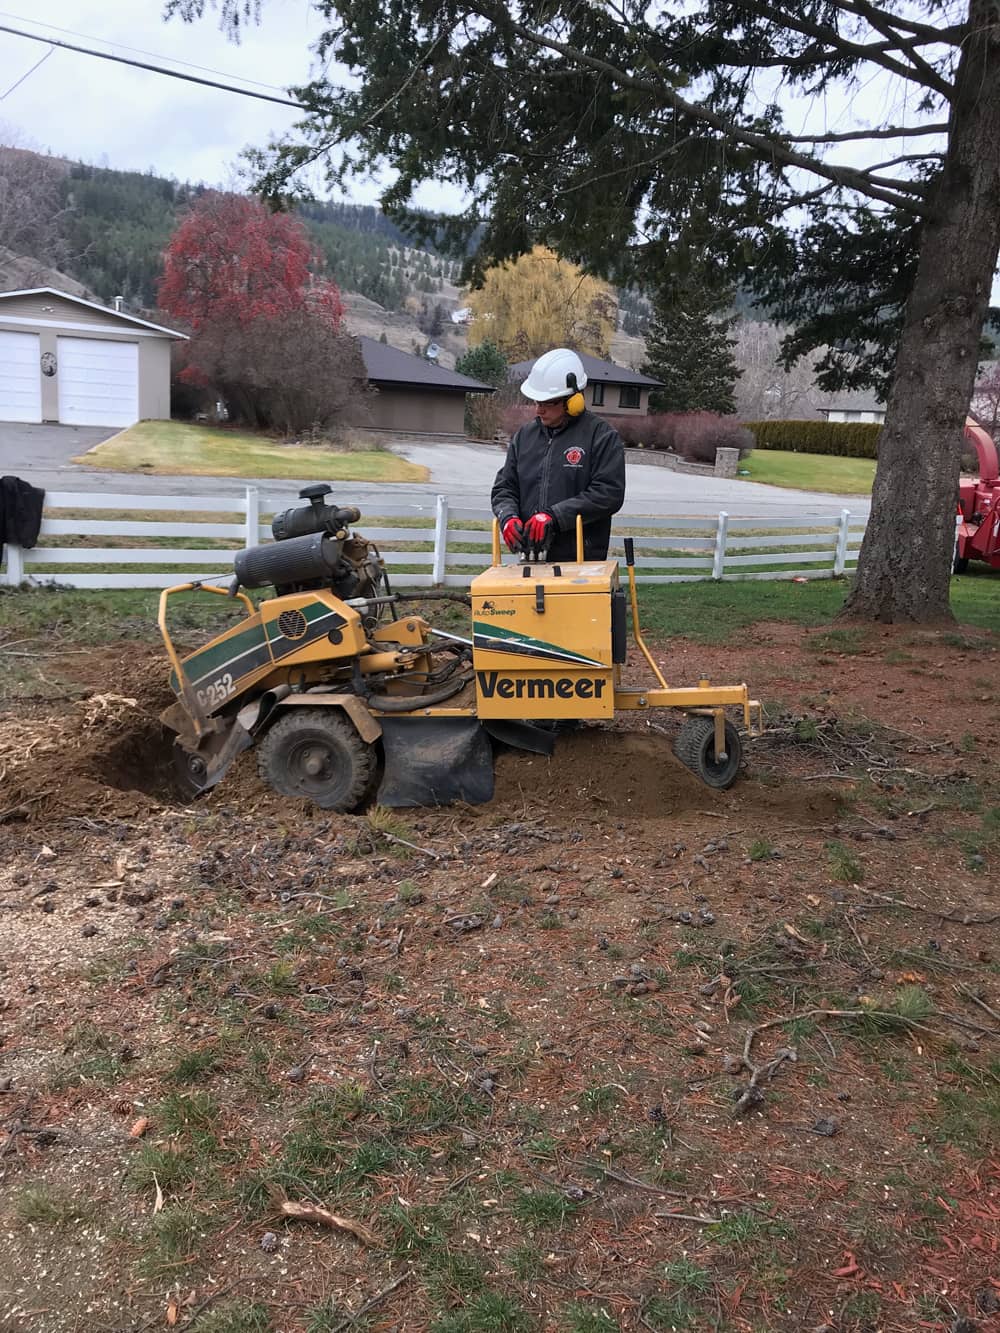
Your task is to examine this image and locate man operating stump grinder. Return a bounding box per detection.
[491,348,626,561]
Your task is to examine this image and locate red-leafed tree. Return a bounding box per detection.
[159,192,343,329]
[159,193,364,434]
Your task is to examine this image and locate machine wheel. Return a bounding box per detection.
[674,715,742,789]
[953,553,969,574]
[257,709,376,811]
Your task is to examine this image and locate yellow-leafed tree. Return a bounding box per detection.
[466,247,617,361]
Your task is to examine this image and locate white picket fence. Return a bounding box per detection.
[0,488,867,590]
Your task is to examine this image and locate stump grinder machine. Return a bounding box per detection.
[158,484,762,809]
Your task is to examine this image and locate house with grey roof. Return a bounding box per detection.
[818,393,886,424]
[359,335,494,435]
[508,352,662,418]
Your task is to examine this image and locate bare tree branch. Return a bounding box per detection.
[829,0,959,92]
[785,122,949,143]
[831,0,965,47]
[750,1,953,98]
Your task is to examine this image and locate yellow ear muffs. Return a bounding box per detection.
[566,391,585,416]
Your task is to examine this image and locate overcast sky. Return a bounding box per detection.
[0,0,453,206]
[0,2,945,197]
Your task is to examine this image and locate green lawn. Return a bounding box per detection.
[4,570,997,648]
[742,448,876,494]
[74,420,429,483]
[637,567,1000,639]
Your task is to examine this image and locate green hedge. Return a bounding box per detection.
[744,419,882,458]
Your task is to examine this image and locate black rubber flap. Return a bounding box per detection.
[483,718,557,756]
[377,716,495,807]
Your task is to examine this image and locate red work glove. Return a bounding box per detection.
[525,512,554,549]
[501,516,524,552]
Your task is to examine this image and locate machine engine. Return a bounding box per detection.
[233,483,385,603]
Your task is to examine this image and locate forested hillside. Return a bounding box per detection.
[0,147,464,315]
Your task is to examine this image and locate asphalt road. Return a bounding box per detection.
[5,423,870,520]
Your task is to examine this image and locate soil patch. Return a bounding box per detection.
[1,623,998,1333]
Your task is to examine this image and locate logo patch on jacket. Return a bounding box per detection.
[564,446,585,466]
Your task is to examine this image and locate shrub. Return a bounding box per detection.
[183,313,371,436]
[169,342,215,421]
[601,413,675,449]
[745,418,882,458]
[674,412,754,465]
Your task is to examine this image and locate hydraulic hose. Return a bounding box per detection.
[365,675,470,712]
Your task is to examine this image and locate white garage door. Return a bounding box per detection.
[57,337,138,427]
[0,331,42,423]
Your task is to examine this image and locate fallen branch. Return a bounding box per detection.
[931,1010,1000,1038]
[855,887,1000,926]
[654,1210,723,1224]
[324,1272,411,1333]
[267,1186,377,1246]
[732,1037,797,1116]
[955,985,1000,1026]
[375,831,441,859]
[176,1282,240,1331]
[574,1160,731,1203]
[731,1005,956,1117]
[279,892,356,908]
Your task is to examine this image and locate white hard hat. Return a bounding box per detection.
[519,348,588,402]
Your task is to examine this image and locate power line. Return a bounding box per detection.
[0,9,291,94]
[0,42,51,100]
[0,20,308,109]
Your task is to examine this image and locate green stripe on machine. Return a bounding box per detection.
[179,621,270,690]
[472,621,603,667]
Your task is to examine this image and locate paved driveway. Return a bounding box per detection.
[13,428,870,521]
[0,422,119,472]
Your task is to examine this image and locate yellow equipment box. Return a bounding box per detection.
[470,559,625,719]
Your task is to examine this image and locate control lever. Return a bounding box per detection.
[520,544,549,563]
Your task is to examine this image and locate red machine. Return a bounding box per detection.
[956,417,1000,572]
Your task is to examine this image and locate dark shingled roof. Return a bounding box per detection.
[358,336,494,393]
[508,351,662,389]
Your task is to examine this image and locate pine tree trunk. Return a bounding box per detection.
[843,0,1000,622]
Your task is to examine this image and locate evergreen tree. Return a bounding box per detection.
[643,280,740,415]
[455,339,508,388]
[455,338,507,438]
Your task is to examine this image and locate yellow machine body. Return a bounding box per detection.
[471,559,619,719]
[158,508,762,808]
[166,590,368,718]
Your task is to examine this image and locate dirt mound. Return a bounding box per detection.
[494,728,710,820]
[1,647,179,827]
[492,725,840,827]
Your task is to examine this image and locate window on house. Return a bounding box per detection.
[591,383,605,406]
[618,385,641,409]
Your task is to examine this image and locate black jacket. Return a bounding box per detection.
[0,476,45,561]
[491,411,626,560]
